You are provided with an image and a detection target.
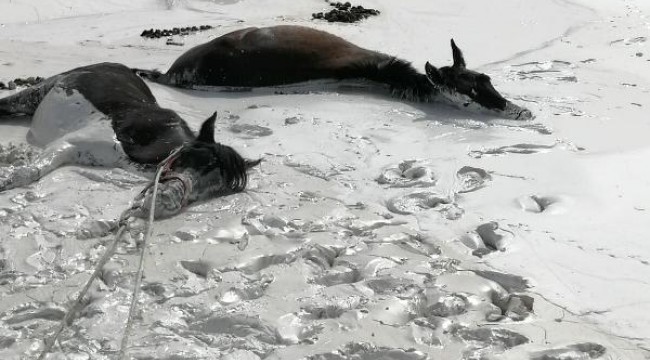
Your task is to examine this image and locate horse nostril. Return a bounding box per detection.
[517,109,533,120]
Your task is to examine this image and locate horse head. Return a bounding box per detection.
[424,39,533,120]
[136,112,260,219]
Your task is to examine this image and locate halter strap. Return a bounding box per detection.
[158,147,193,207]
[160,172,193,207]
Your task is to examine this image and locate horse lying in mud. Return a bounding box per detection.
[0,62,259,218]
[135,25,533,120]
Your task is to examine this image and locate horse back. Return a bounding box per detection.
[166,25,387,86]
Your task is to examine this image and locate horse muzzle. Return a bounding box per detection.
[503,100,534,120]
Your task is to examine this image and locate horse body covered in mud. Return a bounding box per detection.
[0,62,258,218]
[137,25,533,120]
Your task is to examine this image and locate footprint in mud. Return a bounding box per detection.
[2,302,65,324]
[76,218,117,239]
[300,295,367,320]
[362,277,418,296]
[312,267,362,287]
[468,141,583,159]
[336,218,407,237]
[283,154,342,181]
[218,273,274,305]
[276,312,324,344]
[376,160,437,188]
[436,272,533,322]
[242,209,301,236]
[506,60,577,83]
[229,123,273,138]
[451,325,529,350]
[498,294,535,322]
[517,194,571,214]
[307,248,396,287]
[188,314,279,345]
[205,228,249,250]
[386,191,453,215]
[307,342,428,360]
[427,293,470,317]
[530,342,606,360]
[472,270,532,293]
[100,261,129,289]
[302,244,343,271]
[219,248,303,275]
[460,222,513,257]
[455,166,491,193]
[367,232,441,257]
[180,259,217,278]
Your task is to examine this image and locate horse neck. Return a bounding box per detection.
[113,105,195,163]
[339,53,436,102]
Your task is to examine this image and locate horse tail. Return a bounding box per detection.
[0,76,59,117]
[341,56,434,101]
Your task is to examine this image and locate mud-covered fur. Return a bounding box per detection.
[0,63,257,209]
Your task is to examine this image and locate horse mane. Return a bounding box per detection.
[214,143,250,192]
[341,57,436,102]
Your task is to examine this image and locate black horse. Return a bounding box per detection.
[0,62,259,217]
[136,25,532,120]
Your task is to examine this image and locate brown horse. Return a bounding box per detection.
[136,25,532,120]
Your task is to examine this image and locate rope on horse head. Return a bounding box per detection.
[38,147,182,360]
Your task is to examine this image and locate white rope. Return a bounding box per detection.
[38,209,132,360]
[39,147,182,360]
[117,164,164,360]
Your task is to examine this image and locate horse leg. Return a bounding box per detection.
[0,129,131,193]
[0,75,61,116]
[0,140,77,192]
[68,138,130,170]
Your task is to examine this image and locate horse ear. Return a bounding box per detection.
[425,62,443,84]
[197,112,217,143]
[450,39,466,69]
[245,158,262,169]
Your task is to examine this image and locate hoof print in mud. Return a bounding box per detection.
[307,342,427,360]
[456,166,491,193]
[517,194,570,214]
[452,325,529,350]
[386,191,450,215]
[376,160,437,188]
[530,342,607,360]
[460,222,513,257]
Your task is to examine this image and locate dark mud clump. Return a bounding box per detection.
[313,2,380,23]
[140,25,213,39]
